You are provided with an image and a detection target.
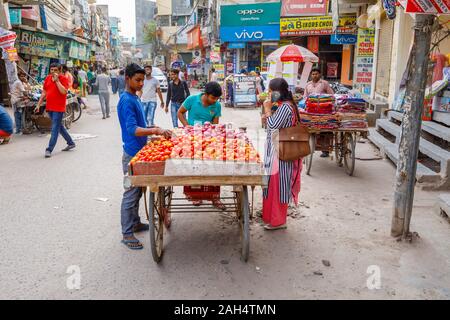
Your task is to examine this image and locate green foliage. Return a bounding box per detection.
[143,21,157,44]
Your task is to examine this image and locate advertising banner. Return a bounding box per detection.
[354,28,375,96]
[220,25,280,42]
[356,28,375,57]
[281,0,328,17]
[16,30,70,59]
[330,34,357,45]
[69,41,90,61]
[213,64,225,82]
[280,15,357,36]
[403,0,450,14]
[220,2,281,27]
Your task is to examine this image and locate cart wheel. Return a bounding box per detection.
[63,104,74,129]
[303,134,316,176]
[149,191,164,263]
[335,132,344,167]
[343,133,356,176]
[72,103,82,123]
[239,186,250,262]
[22,110,34,134]
[160,186,173,229]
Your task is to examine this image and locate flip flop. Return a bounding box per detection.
[133,223,150,233]
[264,224,287,231]
[121,238,143,250]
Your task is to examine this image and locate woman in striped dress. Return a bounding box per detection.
[261,78,302,230]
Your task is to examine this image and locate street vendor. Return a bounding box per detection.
[305,68,334,158]
[177,82,226,210]
[118,63,172,250]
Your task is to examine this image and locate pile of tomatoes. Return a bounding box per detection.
[131,124,261,165]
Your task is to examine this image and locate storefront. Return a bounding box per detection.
[14,29,70,82]
[220,2,281,74]
[280,14,357,83]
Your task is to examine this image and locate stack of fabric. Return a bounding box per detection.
[337,113,368,129]
[337,98,367,113]
[306,95,336,114]
[299,111,339,130]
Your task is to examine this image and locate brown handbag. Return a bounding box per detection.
[273,103,311,161]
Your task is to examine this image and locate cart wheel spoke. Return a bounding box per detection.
[305,134,315,175]
[335,132,344,167]
[343,133,356,176]
[149,191,164,263]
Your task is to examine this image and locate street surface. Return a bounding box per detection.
[0,90,449,299]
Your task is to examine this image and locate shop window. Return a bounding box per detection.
[158,15,170,27]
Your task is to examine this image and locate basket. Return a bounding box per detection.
[130,161,166,176]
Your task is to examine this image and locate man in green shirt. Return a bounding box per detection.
[178,82,225,210]
[178,82,222,126]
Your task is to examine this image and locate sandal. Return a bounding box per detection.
[121,236,143,250]
[264,224,287,231]
[192,200,203,206]
[133,223,149,233]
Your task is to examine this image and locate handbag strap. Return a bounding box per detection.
[287,102,301,125]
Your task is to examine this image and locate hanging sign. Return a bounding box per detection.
[403,0,450,14]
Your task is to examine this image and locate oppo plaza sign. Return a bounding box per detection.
[221,3,281,26]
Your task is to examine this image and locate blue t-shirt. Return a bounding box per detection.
[117,92,147,157]
[183,93,221,126]
[0,105,13,134]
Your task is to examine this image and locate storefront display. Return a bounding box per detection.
[233,75,257,107]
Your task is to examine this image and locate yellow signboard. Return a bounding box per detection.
[280,15,357,36]
[356,28,375,57]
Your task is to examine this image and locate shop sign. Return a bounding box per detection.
[356,28,375,57]
[234,75,257,104]
[330,34,357,45]
[213,64,225,81]
[0,30,17,49]
[8,8,21,25]
[220,25,280,43]
[402,0,450,14]
[16,30,70,59]
[281,0,329,17]
[210,51,221,63]
[187,25,202,50]
[227,42,246,49]
[69,41,90,61]
[220,2,281,27]
[354,57,373,96]
[6,47,19,61]
[280,15,357,36]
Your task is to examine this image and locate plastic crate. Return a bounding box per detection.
[183,186,220,201]
[130,161,166,176]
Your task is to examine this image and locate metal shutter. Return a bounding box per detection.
[375,17,394,98]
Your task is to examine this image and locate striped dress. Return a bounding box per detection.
[263,102,298,204]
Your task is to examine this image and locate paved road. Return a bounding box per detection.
[0,91,449,299]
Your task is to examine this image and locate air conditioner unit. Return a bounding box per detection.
[192,50,201,58]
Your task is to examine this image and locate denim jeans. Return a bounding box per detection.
[170,102,181,128]
[14,108,23,133]
[142,101,157,126]
[121,152,143,236]
[46,111,75,153]
[111,78,118,94]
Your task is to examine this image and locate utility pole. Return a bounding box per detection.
[391,14,435,238]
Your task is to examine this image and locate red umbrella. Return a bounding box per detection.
[267,44,319,63]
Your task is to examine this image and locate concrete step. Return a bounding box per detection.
[366,109,377,127]
[377,119,450,170]
[388,110,450,143]
[376,118,401,142]
[433,111,450,127]
[368,128,441,184]
[435,193,450,221]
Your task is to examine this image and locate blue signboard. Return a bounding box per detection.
[220,25,280,43]
[330,34,358,45]
[228,42,246,49]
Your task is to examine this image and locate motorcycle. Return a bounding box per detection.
[330,82,351,95]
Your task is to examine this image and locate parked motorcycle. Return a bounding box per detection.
[330,82,351,94]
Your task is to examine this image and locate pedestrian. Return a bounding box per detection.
[210,68,218,82]
[166,68,190,128]
[77,66,88,97]
[261,78,302,230]
[117,63,172,250]
[117,69,126,96]
[0,104,13,144]
[87,66,96,94]
[35,63,76,158]
[10,72,31,134]
[140,65,165,127]
[95,67,111,119]
[178,68,185,81]
[110,67,119,94]
[255,71,264,94]
[305,67,334,157]
[178,82,226,210]
[62,65,74,90]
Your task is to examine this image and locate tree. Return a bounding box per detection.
[143,21,158,46]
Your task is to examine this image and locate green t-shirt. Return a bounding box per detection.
[183,93,222,126]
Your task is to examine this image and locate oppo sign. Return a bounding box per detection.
[237,9,264,15]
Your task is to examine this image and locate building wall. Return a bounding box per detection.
[157,0,172,16]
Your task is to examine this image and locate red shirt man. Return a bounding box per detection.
[36,63,75,158]
[43,73,69,112]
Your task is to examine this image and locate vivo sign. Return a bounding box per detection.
[235,30,264,40]
[237,9,264,15]
[220,25,280,42]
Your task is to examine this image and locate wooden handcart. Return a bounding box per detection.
[303,128,369,176]
[126,173,265,263]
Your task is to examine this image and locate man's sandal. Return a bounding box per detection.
[121,237,143,250]
[264,224,287,231]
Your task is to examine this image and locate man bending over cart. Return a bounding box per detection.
[177,82,226,210]
[118,63,172,250]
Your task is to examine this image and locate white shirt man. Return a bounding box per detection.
[140,65,165,127]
